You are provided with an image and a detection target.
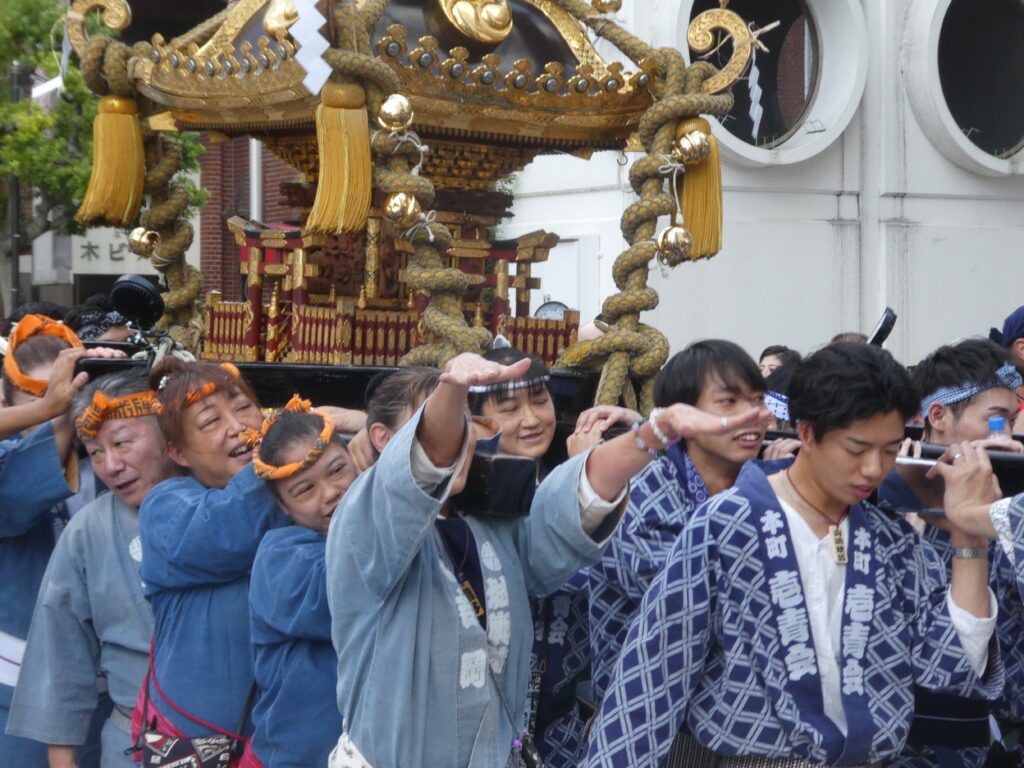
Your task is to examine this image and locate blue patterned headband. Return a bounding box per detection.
[764,391,789,423]
[919,363,1023,420]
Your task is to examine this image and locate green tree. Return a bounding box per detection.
[0,0,206,310]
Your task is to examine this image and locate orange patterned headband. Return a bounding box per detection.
[160,362,242,406]
[3,314,83,398]
[75,390,161,439]
[243,394,335,480]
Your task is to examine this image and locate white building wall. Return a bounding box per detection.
[506,0,1024,367]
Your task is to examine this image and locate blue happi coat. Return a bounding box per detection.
[249,525,338,768]
[139,466,289,736]
[527,570,591,768]
[0,423,74,766]
[587,461,1003,767]
[326,407,620,768]
[588,445,708,701]
[988,495,1024,735]
[7,492,151,767]
[877,471,995,768]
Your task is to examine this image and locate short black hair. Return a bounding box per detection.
[258,410,347,500]
[759,345,801,368]
[765,365,794,396]
[913,338,1016,431]
[789,342,917,441]
[468,347,550,415]
[654,339,764,408]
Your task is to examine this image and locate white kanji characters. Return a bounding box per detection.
[853,550,871,575]
[551,595,572,619]
[486,576,509,610]
[761,509,785,535]
[784,643,818,680]
[768,569,804,609]
[853,527,871,550]
[548,615,569,646]
[459,649,487,689]
[777,606,811,646]
[845,583,875,623]
[489,610,511,648]
[765,535,789,560]
[456,591,478,629]
[842,658,865,696]
[842,621,870,660]
[479,541,501,571]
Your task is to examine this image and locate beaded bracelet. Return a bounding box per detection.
[647,407,680,447]
[631,420,663,458]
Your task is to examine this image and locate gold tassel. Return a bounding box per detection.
[674,117,723,259]
[76,96,144,227]
[305,82,371,235]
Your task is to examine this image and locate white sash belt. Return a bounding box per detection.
[0,629,26,688]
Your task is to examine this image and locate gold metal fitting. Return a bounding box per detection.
[383,192,422,230]
[128,227,161,257]
[378,94,414,132]
[655,225,692,264]
[673,130,712,165]
[591,0,623,12]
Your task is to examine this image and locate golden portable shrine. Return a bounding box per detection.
[67,0,765,412]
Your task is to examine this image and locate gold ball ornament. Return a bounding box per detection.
[128,228,161,257]
[673,130,712,165]
[378,94,414,132]
[656,225,693,265]
[383,192,422,229]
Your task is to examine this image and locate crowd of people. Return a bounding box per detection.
[4,301,1024,768]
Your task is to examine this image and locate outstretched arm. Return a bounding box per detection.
[584,403,771,501]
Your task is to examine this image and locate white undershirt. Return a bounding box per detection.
[778,498,996,736]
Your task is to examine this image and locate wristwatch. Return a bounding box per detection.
[952,547,988,559]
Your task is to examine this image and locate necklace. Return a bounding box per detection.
[782,469,849,564]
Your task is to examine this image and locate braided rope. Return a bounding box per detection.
[319,2,489,366]
[551,0,733,412]
[79,38,202,350]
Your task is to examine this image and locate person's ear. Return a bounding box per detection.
[795,420,815,448]
[165,441,192,470]
[1012,338,1024,366]
[368,422,392,454]
[927,402,950,437]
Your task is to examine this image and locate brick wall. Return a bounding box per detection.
[199,138,301,301]
[260,147,302,225]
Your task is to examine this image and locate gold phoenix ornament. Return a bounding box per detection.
[436,0,513,45]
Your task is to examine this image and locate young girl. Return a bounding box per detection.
[132,358,288,764]
[246,397,357,768]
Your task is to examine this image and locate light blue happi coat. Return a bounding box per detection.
[249,525,338,768]
[587,461,1003,768]
[140,466,289,736]
[326,407,618,768]
[7,492,151,767]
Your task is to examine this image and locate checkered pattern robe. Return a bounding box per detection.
[588,446,709,702]
[586,462,1003,768]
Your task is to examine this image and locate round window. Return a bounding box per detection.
[905,0,1024,175]
[937,0,1024,159]
[689,0,818,149]
[676,0,868,167]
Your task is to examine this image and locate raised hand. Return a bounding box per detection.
[438,352,531,390]
[573,405,641,437]
[925,441,1002,540]
[652,403,771,443]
